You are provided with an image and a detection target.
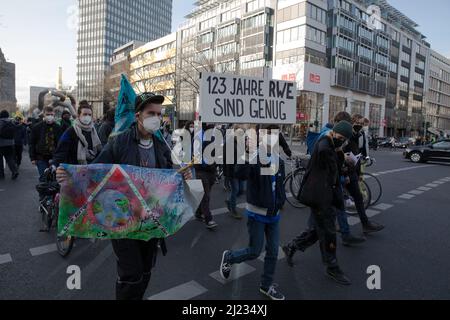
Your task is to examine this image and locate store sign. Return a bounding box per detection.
[309,73,321,84]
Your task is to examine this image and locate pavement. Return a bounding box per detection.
[1,148,450,300]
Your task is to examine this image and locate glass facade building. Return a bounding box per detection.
[77,0,172,117]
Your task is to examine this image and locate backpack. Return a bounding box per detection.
[0,120,16,139]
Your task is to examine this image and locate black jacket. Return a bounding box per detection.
[14,123,27,146]
[302,135,343,210]
[53,127,99,166]
[98,120,115,146]
[29,121,62,161]
[235,159,286,216]
[93,124,172,169]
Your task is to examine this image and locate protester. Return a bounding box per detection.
[193,122,219,229]
[344,114,384,234]
[59,110,73,134]
[13,115,27,168]
[223,124,247,219]
[57,92,191,300]
[0,110,19,180]
[29,106,62,182]
[161,123,173,147]
[98,107,116,146]
[53,101,102,165]
[220,127,286,300]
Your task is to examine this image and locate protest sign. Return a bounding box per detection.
[57,164,199,241]
[199,72,297,124]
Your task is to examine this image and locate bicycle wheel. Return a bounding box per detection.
[285,168,307,209]
[40,203,52,232]
[56,234,74,258]
[363,173,383,206]
[345,180,372,216]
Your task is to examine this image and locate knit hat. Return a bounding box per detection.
[0,110,9,119]
[333,121,353,139]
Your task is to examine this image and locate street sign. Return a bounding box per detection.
[199,72,297,124]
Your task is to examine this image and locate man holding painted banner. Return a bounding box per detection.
[57,92,192,300]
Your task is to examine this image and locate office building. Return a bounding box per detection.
[425,50,450,134]
[177,0,277,121]
[0,48,17,114]
[77,0,172,117]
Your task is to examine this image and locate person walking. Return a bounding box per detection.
[53,101,102,165]
[56,92,192,300]
[13,115,27,169]
[220,128,286,300]
[59,110,73,134]
[283,121,354,285]
[0,110,19,180]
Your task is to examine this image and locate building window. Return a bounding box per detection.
[307,3,327,24]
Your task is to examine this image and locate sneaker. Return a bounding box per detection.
[260,284,285,301]
[282,245,296,267]
[363,221,385,234]
[230,208,243,220]
[342,234,366,247]
[326,267,351,286]
[220,250,232,280]
[206,220,218,229]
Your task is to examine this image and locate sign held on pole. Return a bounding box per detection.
[199,72,297,124]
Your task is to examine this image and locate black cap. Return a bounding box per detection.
[135,92,165,112]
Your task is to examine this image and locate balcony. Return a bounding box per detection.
[217,34,240,45]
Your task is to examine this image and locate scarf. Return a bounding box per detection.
[73,119,102,164]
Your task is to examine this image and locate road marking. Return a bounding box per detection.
[425,183,439,187]
[398,194,415,200]
[366,209,381,217]
[258,247,286,262]
[29,243,57,256]
[417,187,431,191]
[408,190,424,195]
[148,281,208,300]
[212,207,229,216]
[433,181,445,185]
[0,189,5,192]
[347,217,360,226]
[0,254,12,265]
[373,165,436,176]
[210,262,256,285]
[372,203,393,211]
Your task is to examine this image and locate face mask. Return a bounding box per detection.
[363,126,369,132]
[353,125,363,133]
[45,115,55,124]
[80,116,92,125]
[143,116,161,134]
[333,138,345,148]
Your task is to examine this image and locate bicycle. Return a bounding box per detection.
[284,155,308,209]
[36,164,74,257]
[345,157,383,215]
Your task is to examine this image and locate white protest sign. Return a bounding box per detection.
[199,72,297,124]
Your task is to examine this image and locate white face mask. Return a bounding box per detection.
[143,116,161,134]
[45,115,55,124]
[80,115,92,125]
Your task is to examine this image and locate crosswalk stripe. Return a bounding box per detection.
[147,281,208,300]
[257,247,286,262]
[29,243,57,256]
[417,187,431,191]
[0,254,12,265]
[408,190,424,195]
[372,203,393,211]
[366,209,381,217]
[398,194,415,200]
[425,183,439,187]
[210,262,256,285]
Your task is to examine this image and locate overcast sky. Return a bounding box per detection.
[0,0,448,106]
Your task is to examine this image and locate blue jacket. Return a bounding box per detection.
[306,123,333,155]
[235,158,286,216]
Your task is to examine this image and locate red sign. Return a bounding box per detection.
[309,73,321,84]
[282,73,296,81]
[297,113,307,121]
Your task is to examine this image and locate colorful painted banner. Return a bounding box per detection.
[57,164,194,241]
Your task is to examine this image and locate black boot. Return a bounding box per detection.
[282,244,296,267]
[363,221,385,234]
[326,266,351,285]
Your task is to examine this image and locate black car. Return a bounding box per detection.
[404,140,450,163]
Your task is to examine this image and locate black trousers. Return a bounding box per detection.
[0,146,18,178]
[196,170,215,224]
[111,238,159,300]
[15,144,23,167]
[289,207,338,268]
[345,172,369,226]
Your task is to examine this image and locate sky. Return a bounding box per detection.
[0,0,449,106]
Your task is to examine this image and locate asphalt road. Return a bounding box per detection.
[1,148,450,300]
